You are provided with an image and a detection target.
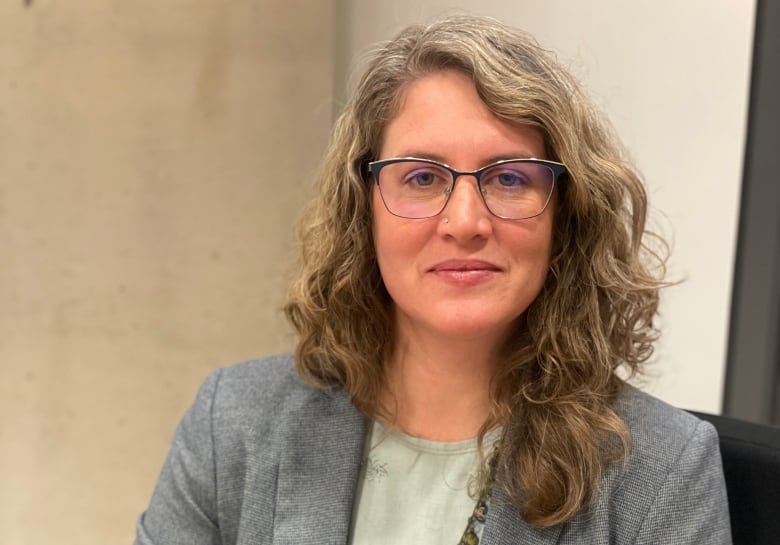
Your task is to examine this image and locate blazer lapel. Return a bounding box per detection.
[482,488,563,545]
[273,388,367,545]
[267,385,564,545]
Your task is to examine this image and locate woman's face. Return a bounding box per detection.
[372,70,555,346]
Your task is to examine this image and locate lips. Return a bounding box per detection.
[427,259,502,286]
[429,259,502,272]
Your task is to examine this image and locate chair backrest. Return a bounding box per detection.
[689,411,780,545]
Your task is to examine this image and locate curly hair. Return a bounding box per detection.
[284,15,667,527]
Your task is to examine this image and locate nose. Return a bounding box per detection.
[438,176,493,240]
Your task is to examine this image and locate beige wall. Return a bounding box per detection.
[0,2,334,544]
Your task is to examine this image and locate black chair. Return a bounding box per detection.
[689,411,780,545]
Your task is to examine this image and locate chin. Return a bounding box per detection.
[431,315,520,341]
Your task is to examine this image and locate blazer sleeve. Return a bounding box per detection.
[633,419,732,544]
[134,369,223,545]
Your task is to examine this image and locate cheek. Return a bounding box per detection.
[538,224,554,263]
[505,216,554,278]
[372,212,436,297]
[372,189,402,274]
[373,220,414,273]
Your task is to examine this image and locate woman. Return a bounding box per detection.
[135,15,731,545]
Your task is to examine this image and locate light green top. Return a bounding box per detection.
[350,422,497,545]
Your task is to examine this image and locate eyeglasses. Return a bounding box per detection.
[367,157,567,220]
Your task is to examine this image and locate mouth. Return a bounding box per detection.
[428,259,502,273]
[427,260,503,286]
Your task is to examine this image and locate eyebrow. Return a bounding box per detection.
[390,150,540,166]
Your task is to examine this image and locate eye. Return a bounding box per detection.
[496,171,528,187]
[401,165,449,187]
[485,167,531,188]
[405,170,437,186]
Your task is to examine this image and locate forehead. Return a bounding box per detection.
[379,69,545,165]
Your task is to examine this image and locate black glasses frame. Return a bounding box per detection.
[367,156,567,220]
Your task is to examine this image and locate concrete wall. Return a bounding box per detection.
[0,2,334,544]
[341,0,755,413]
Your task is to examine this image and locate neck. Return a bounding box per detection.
[380,321,505,441]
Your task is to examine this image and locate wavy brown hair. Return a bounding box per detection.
[284,15,667,527]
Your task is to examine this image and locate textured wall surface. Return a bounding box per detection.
[0,2,333,544]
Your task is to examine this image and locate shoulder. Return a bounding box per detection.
[615,384,719,475]
[579,385,731,544]
[211,352,314,408]
[200,353,344,438]
[617,384,716,454]
[202,353,364,447]
[136,354,366,544]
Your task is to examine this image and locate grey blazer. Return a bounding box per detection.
[134,354,732,544]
